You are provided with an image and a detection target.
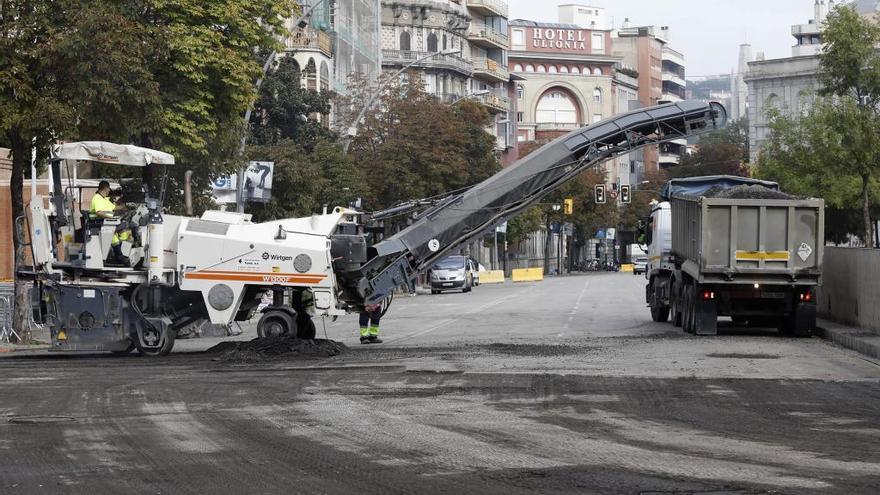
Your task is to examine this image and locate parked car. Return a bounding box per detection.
[468,257,486,286]
[430,255,476,294]
[633,256,648,275]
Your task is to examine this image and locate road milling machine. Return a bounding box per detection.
[20,101,727,355]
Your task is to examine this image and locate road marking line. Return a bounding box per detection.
[562,279,591,336]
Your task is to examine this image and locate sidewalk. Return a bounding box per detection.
[817,318,880,360]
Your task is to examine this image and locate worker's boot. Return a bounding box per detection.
[368,326,382,344]
[107,243,130,267]
[359,327,370,344]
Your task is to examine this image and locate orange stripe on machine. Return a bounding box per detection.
[184,271,328,284]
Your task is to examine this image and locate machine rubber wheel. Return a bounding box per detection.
[257,310,297,339]
[297,317,317,340]
[135,327,175,357]
[650,306,669,323]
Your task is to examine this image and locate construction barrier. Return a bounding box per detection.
[511,267,544,282]
[620,264,634,273]
[479,270,505,284]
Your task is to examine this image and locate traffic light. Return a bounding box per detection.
[595,184,606,204]
[563,198,574,215]
[620,184,631,204]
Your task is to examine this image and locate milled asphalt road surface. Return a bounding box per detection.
[2,273,879,494]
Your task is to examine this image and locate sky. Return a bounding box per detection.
[506,0,820,78]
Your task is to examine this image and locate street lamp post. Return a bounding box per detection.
[236,0,330,213]
[342,49,463,154]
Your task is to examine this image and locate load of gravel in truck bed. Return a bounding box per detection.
[206,337,346,363]
[702,184,797,200]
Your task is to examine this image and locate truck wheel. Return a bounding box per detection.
[779,304,815,338]
[257,310,297,339]
[670,283,683,327]
[682,285,695,334]
[651,306,670,323]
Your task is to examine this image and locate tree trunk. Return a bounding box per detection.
[9,134,33,343]
[861,173,873,247]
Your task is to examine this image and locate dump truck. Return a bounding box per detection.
[644,176,825,336]
[21,101,727,355]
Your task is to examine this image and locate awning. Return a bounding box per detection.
[51,141,175,167]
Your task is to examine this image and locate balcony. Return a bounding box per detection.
[475,92,511,113]
[661,47,685,67]
[382,50,473,77]
[472,56,509,83]
[466,0,508,18]
[468,25,510,50]
[285,28,333,58]
[662,72,686,89]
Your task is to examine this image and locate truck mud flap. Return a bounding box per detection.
[693,299,718,336]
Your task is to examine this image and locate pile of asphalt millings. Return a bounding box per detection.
[703,184,797,200]
[207,337,346,363]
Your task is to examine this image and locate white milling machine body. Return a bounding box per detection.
[22,142,357,356]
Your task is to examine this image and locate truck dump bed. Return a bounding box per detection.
[671,195,824,285]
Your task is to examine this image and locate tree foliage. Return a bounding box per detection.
[674,118,750,178]
[0,0,295,340]
[336,75,500,210]
[757,4,880,245]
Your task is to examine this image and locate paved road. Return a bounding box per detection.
[2,273,879,494]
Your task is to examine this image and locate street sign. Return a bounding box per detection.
[606,228,616,240]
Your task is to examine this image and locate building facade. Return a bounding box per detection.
[744,1,835,161]
[379,0,515,156]
[613,24,686,171]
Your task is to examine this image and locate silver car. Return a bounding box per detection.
[430,256,476,294]
[633,256,648,275]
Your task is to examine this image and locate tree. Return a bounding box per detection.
[756,99,880,244]
[673,118,750,178]
[250,56,333,149]
[815,5,880,244]
[0,0,295,341]
[336,75,500,210]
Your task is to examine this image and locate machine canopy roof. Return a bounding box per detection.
[51,141,175,167]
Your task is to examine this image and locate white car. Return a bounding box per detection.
[633,256,648,275]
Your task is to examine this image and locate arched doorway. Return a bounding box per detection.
[535,88,581,127]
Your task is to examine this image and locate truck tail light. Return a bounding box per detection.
[799,291,813,302]
[702,291,715,300]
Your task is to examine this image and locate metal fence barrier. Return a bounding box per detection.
[0,282,20,343]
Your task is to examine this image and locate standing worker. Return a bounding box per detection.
[89,180,133,265]
[358,303,383,344]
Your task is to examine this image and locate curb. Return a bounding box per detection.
[816,319,880,360]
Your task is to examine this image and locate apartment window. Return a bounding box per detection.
[443,34,448,50]
[400,31,411,51]
[517,134,527,142]
[516,111,524,122]
[424,73,437,94]
[559,66,569,73]
[537,65,547,73]
[593,67,603,76]
[593,88,602,104]
[593,113,602,123]
[548,65,557,73]
[427,32,438,53]
[513,63,523,72]
[571,66,580,74]
[512,28,525,47]
[630,162,635,174]
[525,64,535,72]
[517,85,524,99]
[592,33,605,54]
